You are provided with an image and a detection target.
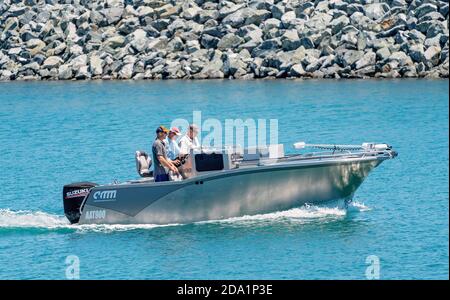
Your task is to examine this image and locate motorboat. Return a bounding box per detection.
[62,142,397,225]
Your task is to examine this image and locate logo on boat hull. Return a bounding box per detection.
[93,190,117,202]
[84,209,106,220]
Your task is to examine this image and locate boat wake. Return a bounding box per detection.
[0,201,370,233]
[199,201,370,226]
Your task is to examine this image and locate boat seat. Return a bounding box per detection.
[135,150,153,177]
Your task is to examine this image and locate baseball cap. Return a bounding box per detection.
[156,125,170,134]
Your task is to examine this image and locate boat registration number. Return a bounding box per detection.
[84,210,106,220]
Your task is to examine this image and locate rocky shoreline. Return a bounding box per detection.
[0,0,448,81]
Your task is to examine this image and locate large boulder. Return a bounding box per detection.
[102,7,124,25]
[217,33,244,49]
[330,15,350,35]
[194,51,224,79]
[58,64,73,80]
[424,45,441,66]
[388,51,414,66]
[89,55,103,76]
[281,30,301,51]
[354,51,376,69]
[104,36,126,49]
[182,6,201,20]
[290,63,306,77]
[336,50,365,67]
[281,11,296,28]
[201,34,220,49]
[42,56,63,69]
[415,3,437,19]
[223,52,247,76]
[26,39,46,56]
[365,3,390,20]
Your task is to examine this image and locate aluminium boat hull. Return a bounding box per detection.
[78,156,383,225]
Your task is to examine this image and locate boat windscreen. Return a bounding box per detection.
[195,153,224,172]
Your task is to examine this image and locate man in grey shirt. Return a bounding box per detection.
[152,126,179,182]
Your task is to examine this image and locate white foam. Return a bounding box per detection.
[0,202,370,232]
[198,203,347,225]
[0,209,178,233]
[74,223,180,233]
[0,209,70,229]
[348,201,371,212]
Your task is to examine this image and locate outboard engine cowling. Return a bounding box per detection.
[63,182,97,224]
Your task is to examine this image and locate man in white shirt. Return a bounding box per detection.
[179,124,200,155]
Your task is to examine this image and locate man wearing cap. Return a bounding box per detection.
[167,127,181,160]
[179,124,200,155]
[152,126,179,182]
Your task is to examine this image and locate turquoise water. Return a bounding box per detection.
[0,79,448,279]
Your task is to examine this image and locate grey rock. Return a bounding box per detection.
[299,37,315,49]
[252,38,281,56]
[42,56,63,69]
[58,64,73,80]
[365,3,390,20]
[281,11,296,28]
[426,21,447,38]
[408,44,426,62]
[217,33,244,49]
[415,3,437,19]
[3,17,19,32]
[281,30,301,51]
[26,39,46,56]
[75,66,91,80]
[103,7,124,25]
[424,45,441,66]
[89,55,103,76]
[196,10,219,24]
[336,50,365,67]
[440,3,449,17]
[136,6,154,18]
[355,51,376,69]
[201,34,220,49]
[168,36,184,52]
[271,5,285,20]
[289,63,306,77]
[186,40,201,54]
[330,15,350,35]
[388,51,414,66]
[182,6,201,20]
[119,63,134,79]
[264,18,281,31]
[195,51,224,79]
[8,5,26,17]
[219,3,244,19]
[223,53,247,76]
[104,36,126,49]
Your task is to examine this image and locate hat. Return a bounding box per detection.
[156,125,169,134]
[169,127,181,136]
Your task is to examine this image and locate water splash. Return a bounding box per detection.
[199,203,347,226]
[0,202,370,233]
[0,209,70,229]
[348,201,371,212]
[0,209,177,233]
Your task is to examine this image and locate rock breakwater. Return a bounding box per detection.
[0,0,448,80]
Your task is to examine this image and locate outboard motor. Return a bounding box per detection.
[63,182,97,224]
